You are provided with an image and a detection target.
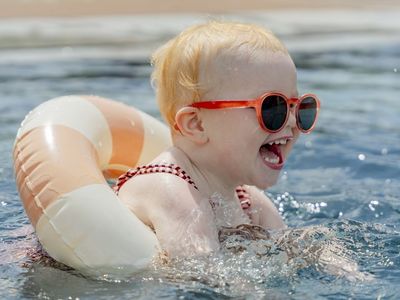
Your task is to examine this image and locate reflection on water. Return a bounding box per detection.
[0,10,399,300]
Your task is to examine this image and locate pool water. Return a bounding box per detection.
[1,10,399,299]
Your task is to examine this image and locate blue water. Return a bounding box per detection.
[1,11,399,299]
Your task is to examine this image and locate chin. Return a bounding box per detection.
[253,174,280,190]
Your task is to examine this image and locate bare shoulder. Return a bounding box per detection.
[118,172,219,256]
[118,171,201,212]
[243,185,286,230]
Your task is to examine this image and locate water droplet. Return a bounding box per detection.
[381,148,388,155]
[394,68,398,73]
[1,201,7,206]
[292,201,300,208]
[358,153,366,161]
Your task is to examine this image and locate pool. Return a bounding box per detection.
[1,10,399,299]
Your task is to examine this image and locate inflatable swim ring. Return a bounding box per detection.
[13,95,172,275]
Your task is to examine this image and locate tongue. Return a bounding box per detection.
[260,144,282,163]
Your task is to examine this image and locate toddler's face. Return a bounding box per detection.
[199,48,300,189]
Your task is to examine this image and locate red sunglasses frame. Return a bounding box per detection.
[189,92,320,133]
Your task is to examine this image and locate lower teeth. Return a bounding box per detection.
[260,144,281,164]
[264,156,279,164]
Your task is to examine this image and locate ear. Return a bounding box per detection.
[174,107,208,144]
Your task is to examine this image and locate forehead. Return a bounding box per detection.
[200,47,298,99]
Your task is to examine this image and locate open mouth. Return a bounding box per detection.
[259,137,290,169]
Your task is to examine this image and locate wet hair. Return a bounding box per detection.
[151,21,289,127]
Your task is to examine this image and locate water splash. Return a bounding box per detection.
[142,222,378,298]
[209,192,250,228]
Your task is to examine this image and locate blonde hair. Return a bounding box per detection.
[151,21,288,127]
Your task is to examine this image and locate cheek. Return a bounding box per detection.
[203,113,237,149]
[235,110,261,134]
[292,129,300,143]
[286,130,300,154]
[204,110,262,151]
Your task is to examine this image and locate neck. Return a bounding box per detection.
[169,146,239,200]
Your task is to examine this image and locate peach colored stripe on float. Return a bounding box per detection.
[13,125,105,226]
[15,95,114,168]
[86,96,145,178]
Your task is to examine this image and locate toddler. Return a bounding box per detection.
[114,21,320,258]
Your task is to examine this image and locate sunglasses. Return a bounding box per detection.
[189,92,320,133]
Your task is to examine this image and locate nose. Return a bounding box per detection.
[286,106,297,129]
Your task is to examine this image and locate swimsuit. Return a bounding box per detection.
[113,163,251,211]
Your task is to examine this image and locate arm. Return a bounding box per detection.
[275,226,372,281]
[242,185,286,230]
[239,187,370,280]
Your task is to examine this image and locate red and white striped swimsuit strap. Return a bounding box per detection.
[113,163,251,210]
[113,164,198,192]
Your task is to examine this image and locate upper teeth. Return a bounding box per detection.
[268,138,288,145]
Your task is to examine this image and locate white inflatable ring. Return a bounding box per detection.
[13,95,172,275]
